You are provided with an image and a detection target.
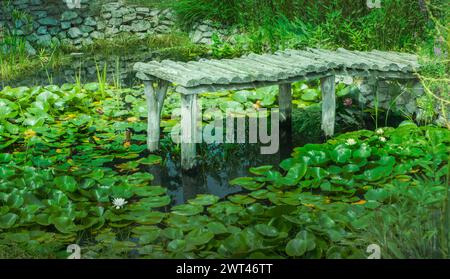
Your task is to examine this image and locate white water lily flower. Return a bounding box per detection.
[346,138,357,146]
[379,137,387,142]
[112,198,128,209]
[376,128,384,135]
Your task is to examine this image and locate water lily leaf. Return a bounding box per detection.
[185,228,214,246]
[51,216,76,233]
[286,238,308,257]
[138,155,162,165]
[249,165,273,175]
[364,188,389,202]
[255,224,279,237]
[353,144,372,159]
[364,165,392,181]
[0,213,19,229]
[172,204,203,216]
[134,186,166,197]
[301,89,320,101]
[140,195,171,208]
[330,145,352,164]
[228,194,256,205]
[127,211,165,225]
[132,226,161,244]
[167,239,186,253]
[283,163,307,186]
[55,176,78,192]
[229,177,262,190]
[189,194,219,206]
[207,222,229,235]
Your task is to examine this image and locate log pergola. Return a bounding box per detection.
[134,48,421,170]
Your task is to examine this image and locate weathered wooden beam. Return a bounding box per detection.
[320,75,336,137]
[279,83,292,123]
[144,80,169,152]
[181,94,199,171]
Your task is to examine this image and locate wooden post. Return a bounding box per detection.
[181,94,199,171]
[320,75,336,137]
[144,80,169,152]
[279,83,292,123]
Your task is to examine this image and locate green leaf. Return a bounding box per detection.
[331,145,352,164]
[286,238,308,257]
[255,224,279,237]
[138,155,162,165]
[171,204,203,216]
[185,228,215,246]
[167,239,187,252]
[55,176,78,192]
[0,213,19,229]
[189,194,219,206]
[365,188,389,202]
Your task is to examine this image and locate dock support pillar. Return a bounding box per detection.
[181,94,199,171]
[145,80,169,152]
[279,83,292,123]
[321,75,336,137]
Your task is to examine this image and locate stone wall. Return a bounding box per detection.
[0,0,177,51]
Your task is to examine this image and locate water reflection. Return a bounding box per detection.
[147,120,299,205]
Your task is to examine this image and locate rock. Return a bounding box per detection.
[90,31,104,40]
[24,41,36,56]
[123,12,137,23]
[34,11,47,19]
[105,27,119,36]
[191,30,203,43]
[68,27,83,39]
[61,11,79,21]
[109,17,122,26]
[72,17,83,25]
[136,7,150,14]
[37,26,48,35]
[120,25,133,32]
[97,20,106,30]
[111,7,128,19]
[149,9,160,17]
[80,25,94,34]
[101,13,112,20]
[131,21,151,32]
[202,31,213,38]
[61,21,71,30]
[84,17,97,27]
[199,37,213,45]
[155,25,171,34]
[48,27,60,36]
[198,24,210,32]
[38,17,58,26]
[36,34,52,47]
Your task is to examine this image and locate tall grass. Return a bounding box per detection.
[173,0,446,51]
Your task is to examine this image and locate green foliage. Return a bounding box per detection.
[1,81,449,258]
[175,0,444,52]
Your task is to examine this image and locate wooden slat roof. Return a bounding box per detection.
[134,48,420,93]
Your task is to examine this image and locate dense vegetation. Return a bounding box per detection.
[0,0,449,259]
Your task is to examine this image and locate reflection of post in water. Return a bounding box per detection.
[279,117,293,160]
[181,167,207,203]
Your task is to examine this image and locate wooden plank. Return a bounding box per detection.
[181,94,199,170]
[279,83,292,122]
[321,75,336,137]
[144,80,169,152]
[175,69,416,95]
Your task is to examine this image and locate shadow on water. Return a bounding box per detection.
[140,101,407,205]
[143,115,324,205]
